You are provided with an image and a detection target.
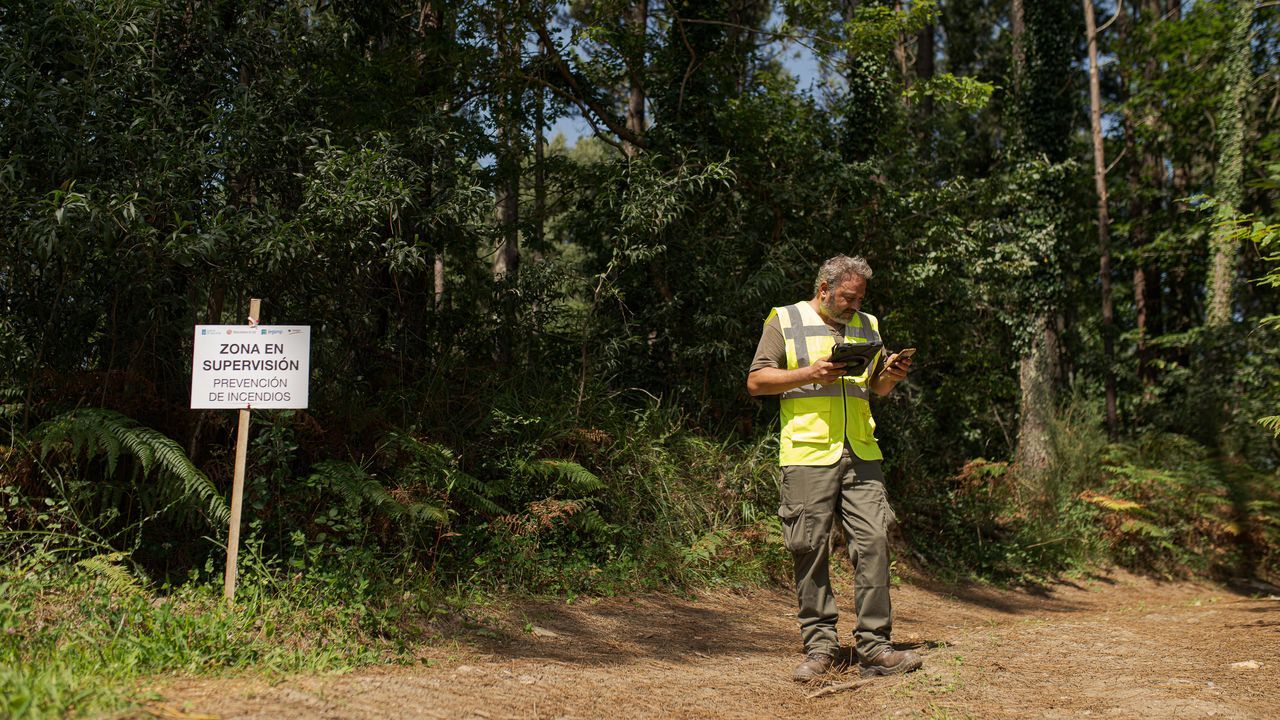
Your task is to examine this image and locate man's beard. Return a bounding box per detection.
[822,295,855,324]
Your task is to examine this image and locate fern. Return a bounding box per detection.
[388,432,505,516]
[75,552,146,595]
[308,459,448,527]
[502,459,613,539]
[443,468,506,516]
[1118,518,1171,539]
[1260,416,1280,437]
[1078,490,1143,512]
[35,409,229,525]
[569,503,616,538]
[515,459,604,496]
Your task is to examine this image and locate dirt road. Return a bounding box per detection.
[150,570,1279,719]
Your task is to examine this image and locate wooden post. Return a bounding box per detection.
[223,298,260,603]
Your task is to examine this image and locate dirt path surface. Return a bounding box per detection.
[149,570,1279,719]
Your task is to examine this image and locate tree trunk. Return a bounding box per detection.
[1010,0,1041,473]
[840,0,894,162]
[1205,0,1252,326]
[534,37,547,247]
[625,0,647,157]
[414,1,451,311]
[1010,0,1074,474]
[1010,0,1025,94]
[916,21,935,116]
[493,6,520,281]
[894,1,910,85]
[1017,315,1060,472]
[1119,1,1160,386]
[492,5,522,367]
[1084,0,1118,440]
[493,165,520,280]
[1138,0,1164,337]
[434,253,446,309]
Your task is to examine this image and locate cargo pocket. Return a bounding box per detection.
[877,488,899,531]
[846,400,874,442]
[778,501,815,554]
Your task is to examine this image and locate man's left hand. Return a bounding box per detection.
[880,352,913,382]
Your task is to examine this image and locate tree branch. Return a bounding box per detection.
[648,11,830,54]
[533,22,649,152]
[805,677,876,699]
[519,71,629,156]
[1097,11,1120,34]
[1104,146,1127,177]
[670,6,698,116]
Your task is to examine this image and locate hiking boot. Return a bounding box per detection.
[859,647,923,678]
[792,650,836,681]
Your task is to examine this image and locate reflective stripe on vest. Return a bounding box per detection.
[773,301,883,466]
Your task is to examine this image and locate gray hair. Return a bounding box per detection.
[813,255,873,295]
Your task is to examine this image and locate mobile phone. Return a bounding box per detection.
[889,347,917,368]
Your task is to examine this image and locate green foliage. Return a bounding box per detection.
[1241,201,1280,435]
[974,158,1083,348]
[4,412,219,601]
[0,553,396,719]
[1261,416,1280,437]
[295,432,507,566]
[34,408,229,525]
[514,459,605,496]
[903,74,995,111]
[783,0,938,57]
[1007,0,1078,162]
[909,395,1280,583]
[485,403,781,590]
[73,553,145,597]
[1093,433,1279,577]
[0,0,1276,645]
[302,134,429,249]
[308,459,448,529]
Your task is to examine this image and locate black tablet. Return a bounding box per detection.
[828,341,883,376]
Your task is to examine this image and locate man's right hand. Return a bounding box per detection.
[808,355,847,384]
[746,357,845,396]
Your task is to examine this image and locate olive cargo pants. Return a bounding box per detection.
[778,446,895,659]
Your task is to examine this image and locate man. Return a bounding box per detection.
[746,254,922,682]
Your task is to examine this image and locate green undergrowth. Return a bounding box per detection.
[905,397,1280,585]
[0,551,406,719]
[245,393,795,597]
[467,420,792,595]
[4,393,1277,718]
[0,400,795,718]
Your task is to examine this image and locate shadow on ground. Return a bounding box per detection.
[453,588,799,667]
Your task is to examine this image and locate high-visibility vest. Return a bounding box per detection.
[769,301,884,466]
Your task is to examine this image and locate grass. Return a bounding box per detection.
[890,649,967,707]
[0,554,398,719]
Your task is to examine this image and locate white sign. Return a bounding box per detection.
[191,325,311,409]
